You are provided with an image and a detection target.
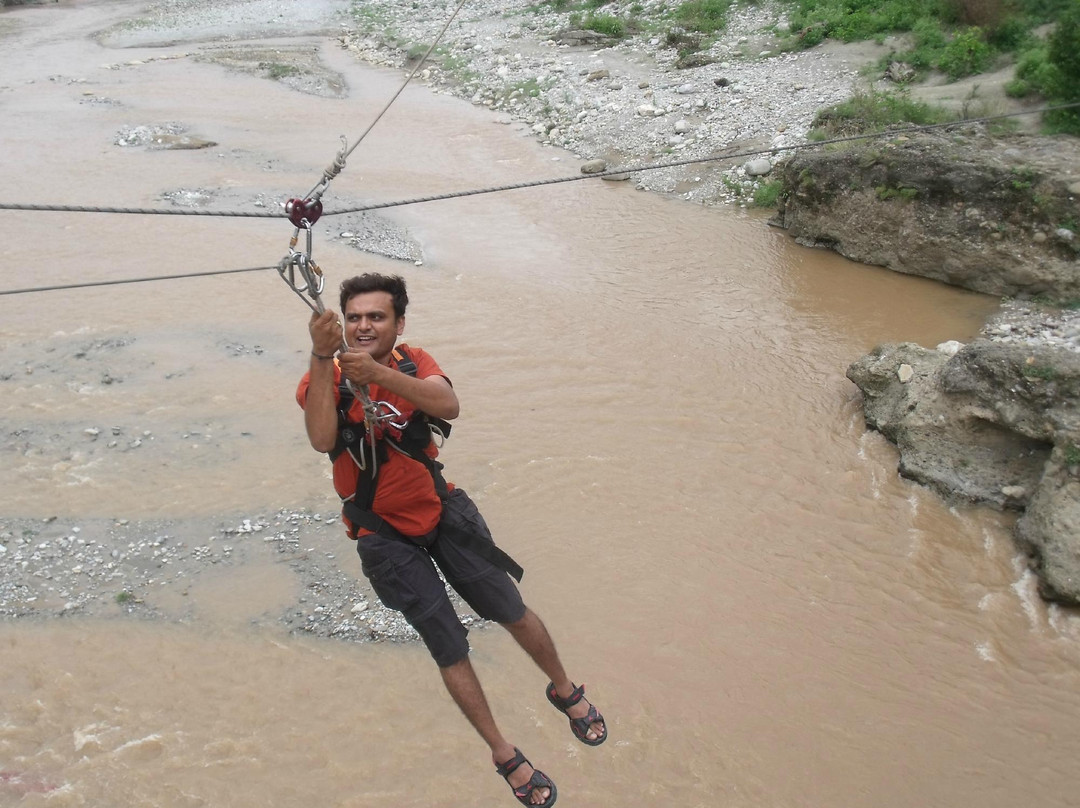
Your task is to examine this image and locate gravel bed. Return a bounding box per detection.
[0,509,482,643]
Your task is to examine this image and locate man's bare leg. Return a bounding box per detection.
[502,608,606,742]
[440,657,552,805]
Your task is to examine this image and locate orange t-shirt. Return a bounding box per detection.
[296,344,451,538]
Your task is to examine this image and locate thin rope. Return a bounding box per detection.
[303,0,471,200]
[4,103,1076,220]
[0,265,277,296]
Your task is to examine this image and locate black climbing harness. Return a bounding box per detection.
[334,347,523,582]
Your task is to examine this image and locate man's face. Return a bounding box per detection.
[343,291,404,363]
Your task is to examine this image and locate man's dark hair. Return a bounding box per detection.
[339,273,409,319]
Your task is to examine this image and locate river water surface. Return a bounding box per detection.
[1,2,1078,807]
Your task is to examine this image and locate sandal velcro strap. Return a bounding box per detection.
[494,748,527,779]
[546,682,585,709]
[494,748,557,807]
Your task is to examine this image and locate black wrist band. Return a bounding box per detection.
[311,352,335,360]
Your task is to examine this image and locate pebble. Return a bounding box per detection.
[983,302,1080,354]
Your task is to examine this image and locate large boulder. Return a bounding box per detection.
[847,340,1080,604]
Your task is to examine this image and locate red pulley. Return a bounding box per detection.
[285,197,323,227]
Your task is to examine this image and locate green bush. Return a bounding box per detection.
[937,26,994,78]
[1015,43,1057,91]
[787,0,949,44]
[583,13,626,37]
[1044,4,1080,133]
[1005,77,1032,97]
[673,0,732,34]
[986,14,1029,50]
[752,180,783,207]
[1011,5,1080,134]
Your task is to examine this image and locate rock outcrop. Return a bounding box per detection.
[775,129,1080,302]
[776,126,1080,603]
[847,340,1080,604]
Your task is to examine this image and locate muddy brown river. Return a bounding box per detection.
[1,2,1078,807]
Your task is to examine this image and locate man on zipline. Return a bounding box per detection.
[297,272,605,806]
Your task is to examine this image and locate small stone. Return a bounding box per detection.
[586,69,609,81]
[935,340,964,356]
[897,364,914,383]
[1001,485,1027,499]
[580,159,607,174]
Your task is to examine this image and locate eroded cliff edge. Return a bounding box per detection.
[774,127,1080,604]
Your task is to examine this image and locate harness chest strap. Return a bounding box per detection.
[332,347,524,582]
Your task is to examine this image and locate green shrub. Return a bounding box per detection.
[986,14,1029,50]
[752,180,783,207]
[1005,77,1032,97]
[1043,3,1080,133]
[583,13,626,37]
[937,26,994,78]
[787,0,949,45]
[1015,43,1057,91]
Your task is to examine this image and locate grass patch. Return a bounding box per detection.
[672,0,732,34]
[511,77,543,97]
[115,591,134,604]
[583,13,628,37]
[811,89,954,136]
[752,179,783,207]
[261,62,301,80]
[1022,363,1058,380]
[1064,443,1080,467]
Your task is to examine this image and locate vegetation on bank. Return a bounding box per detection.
[522,0,1080,134]
[350,0,1079,135]
[808,89,954,137]
[781,0,1080,133]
